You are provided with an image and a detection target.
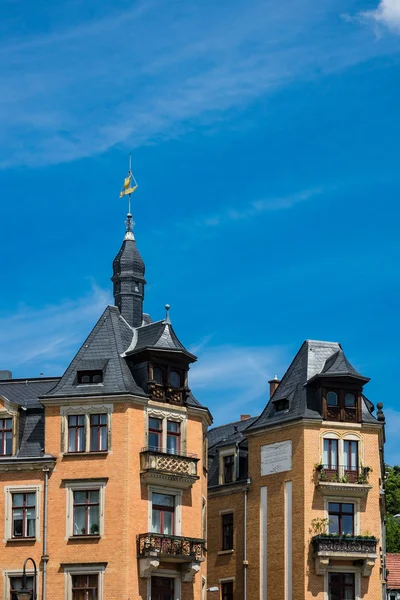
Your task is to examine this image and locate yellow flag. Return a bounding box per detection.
[124,176,131,189]
[120,184,138,198]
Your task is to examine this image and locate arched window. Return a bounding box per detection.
[170,371,181,388]
[327,391,338,406]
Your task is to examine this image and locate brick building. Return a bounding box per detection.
[0,209,211,599]
[207,340,386,600]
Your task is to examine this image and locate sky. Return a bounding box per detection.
[1,0,400,462]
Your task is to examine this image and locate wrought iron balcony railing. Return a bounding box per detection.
[312,534,378,554]
[140,448,199,488]
[137,532,205,562]
[316,464,371,484]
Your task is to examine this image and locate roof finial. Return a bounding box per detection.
[164,304,171,324]
[120,153,138,241]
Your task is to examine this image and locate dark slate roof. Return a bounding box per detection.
[247,340,379,432]
[0,378,59,408]
[208,417,258,451]
[125,320,195,358]
[44,306,146,398]
[319,349,369,381]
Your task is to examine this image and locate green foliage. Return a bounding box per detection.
[386,466,400,515]
[385,466,400,553]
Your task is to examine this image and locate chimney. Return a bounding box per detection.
[268,376,280,398]
[240,414,251,421]
[0,370,12,381]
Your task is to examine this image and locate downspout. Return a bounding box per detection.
[42,468,49,600]
[243,479,251,600]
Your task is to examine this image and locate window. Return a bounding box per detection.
[323,438,338,475]
[169,370,181,388]
[167,421,180,454]
[149,418,162,450]
[90,415,108,452]
[274,399,289,412]
[12,492,36,538]
[72,574,98,600]
[221,581,234,600]
[223,455,235,484]
[328,502,354,535]
[344,440,358,474]
[73,490,100,536]
[328,573,355,600]
[0,417,12,455]
[151,493,174,535]
[151,577,174,600]
[10,576,34,600]
[324,389,359,422]
[77,370,103,384]
[153,366,165,384]
[68,415,85,452]
[222,513,234,550]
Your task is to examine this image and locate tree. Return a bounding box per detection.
[385,466,400,553]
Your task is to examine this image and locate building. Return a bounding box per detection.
[386,554,400,599]
[0,209,211,599]
[207,340,386,600]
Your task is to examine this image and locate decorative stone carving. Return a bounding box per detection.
[139,557,160,578]
[181,562,201,583]
[314,556,330,575]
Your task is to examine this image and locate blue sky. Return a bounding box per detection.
[1,0,400,461]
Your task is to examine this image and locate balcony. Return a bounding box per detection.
[140,448,199,489]
[316,464,372,497]
[312,535,378,576]
[137,532,205,581]
[148,382,189,405]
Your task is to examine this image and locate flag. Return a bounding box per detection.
[120,184,138,198]
[124,176,131,189]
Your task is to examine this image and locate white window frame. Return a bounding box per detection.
[219,447,237,485]
[145,407,187,454]
[0,400,19,457]
[321,431,363,478]
[3,568,40,600]
[324,495,360,535]
[146,569,181,600]
[60,404,113,454]
[148,485,182,536]
[63,564,105,600]
[3,484,41,542]
[65,480,106,539]
[324,566,361,600]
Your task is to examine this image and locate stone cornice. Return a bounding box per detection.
[0,457,56,473]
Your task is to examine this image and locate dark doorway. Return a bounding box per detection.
[151,576,174,600]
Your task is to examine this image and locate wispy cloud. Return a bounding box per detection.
[360,0,400,32]
[190,343,289,423]
[0,284,112,377]
[191,187,323,229]
[1,0,398,167]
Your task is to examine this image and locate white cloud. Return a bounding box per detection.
[190,343,289,423]
[0,0,397,167]
[361,0,400,32]
[0,285,112,377]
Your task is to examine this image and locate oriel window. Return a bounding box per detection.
[0,418,12,455]
[90,414,108,452]
[167,420,180,454]
[151,493,174,535]
[12,492,36,538]
[68,415,85,452]
[73,490,100,536]
[72,574,98,600]
[222,512,234,550]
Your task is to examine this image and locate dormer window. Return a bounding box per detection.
[0,417,12,456]
[274,398,289,412]
[223,455,235,484]
[77,370,103,385]
[323,388,359,422]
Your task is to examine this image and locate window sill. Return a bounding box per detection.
[218,549,234,555]
[63,451,108,457]
[68,535,101,541]
[7,537,36,543]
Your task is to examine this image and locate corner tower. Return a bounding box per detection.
[112,212,146,328]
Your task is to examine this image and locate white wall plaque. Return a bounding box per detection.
[261,440,292,476]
